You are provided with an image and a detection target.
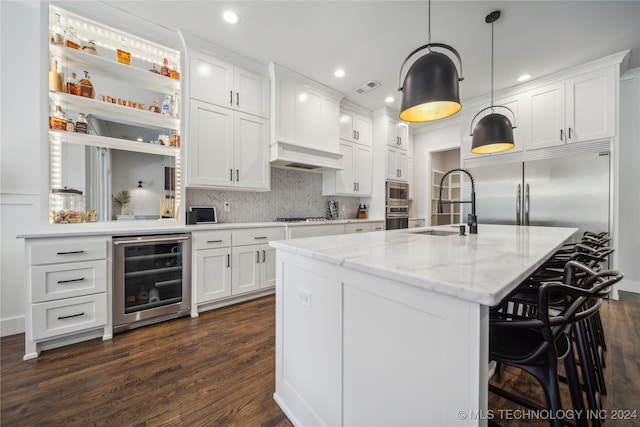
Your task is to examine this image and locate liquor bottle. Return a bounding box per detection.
[66,72,80,96]
[75,113,89,134]
[160,58,170,77]
[161,95,172,116]
[81,40,99,55]
[49,105,67,131]
[149,99,160,113]
[79,70,95,99]
[117,37,131,65]
[149,63,160,74]
[48,57,64,92]
[65,26,81,50]
[170,62,180,80]
[50,13,64,45]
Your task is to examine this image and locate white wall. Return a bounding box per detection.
[617,69,640,293]
[411,119,462,221]
[0,1,44,336]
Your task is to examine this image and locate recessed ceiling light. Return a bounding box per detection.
[517,74,532,82]
[385,96,395,103]
[334,69,345,78]
[222,10,239,24]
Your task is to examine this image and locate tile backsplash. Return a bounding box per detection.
[186,168,362,223]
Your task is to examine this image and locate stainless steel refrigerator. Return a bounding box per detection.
[464,151,610,236]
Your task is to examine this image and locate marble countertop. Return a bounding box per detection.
[270,224,578,306]
[17,218,384,239]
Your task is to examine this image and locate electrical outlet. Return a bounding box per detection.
[298,288,311,308]
[223,202,230,212]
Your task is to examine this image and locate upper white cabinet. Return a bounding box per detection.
[187,48,270,191]
[386,147,408,182]
[322,141,372,196]
[386,118,409,151]
[340,109,372,147]
[524,66,615,150]
[269,63,344,170]
[188,100,269,190]
[189,50,269,119]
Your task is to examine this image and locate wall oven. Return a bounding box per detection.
[113,234,191,333]
[386,206,409,230]
[386,181,409,206]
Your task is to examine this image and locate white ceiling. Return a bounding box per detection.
[104,1,640,114]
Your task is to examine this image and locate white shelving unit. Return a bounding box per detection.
[431,169,461,226]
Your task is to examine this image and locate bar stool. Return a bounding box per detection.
[489,265,623,427]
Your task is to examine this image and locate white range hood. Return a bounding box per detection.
[270,141,342,172]
[269,62,344,173]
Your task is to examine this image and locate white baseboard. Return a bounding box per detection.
[1,315,25,337]
[617,278,640,294]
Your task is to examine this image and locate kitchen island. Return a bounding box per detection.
[270,224,578,426]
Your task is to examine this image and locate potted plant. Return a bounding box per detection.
[112,190,131,218]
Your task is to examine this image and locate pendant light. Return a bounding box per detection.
[470,11,516,154]
[398,0,464,123]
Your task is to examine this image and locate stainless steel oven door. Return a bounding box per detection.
[386,206,409,230]
[386,181,409,206]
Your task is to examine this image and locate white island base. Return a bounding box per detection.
[272,225,578,426]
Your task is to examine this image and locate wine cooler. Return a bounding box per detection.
[113,234,191,333]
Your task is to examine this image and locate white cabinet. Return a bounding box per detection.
[287,224,346,239]
[344,221,384,234]
[524,66,615,150]
[409,218,425,228]
[24,236,111,360]
[461,93,525,161]
[322,141,372,196]
[188,100,269,190]
[189,50,269,118]
[386,147,408,182]
[386,118,409,150]
[193,230,233,305]
[340,109,372,147]
[192,227,284,312]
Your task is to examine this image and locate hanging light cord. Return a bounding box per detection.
[427,0,431,46]
[490,17,495,108]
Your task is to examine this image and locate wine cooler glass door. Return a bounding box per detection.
[113,234,191,332]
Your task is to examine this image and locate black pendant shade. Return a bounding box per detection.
[469,10,516,154]
[471,111,515,154]
[399,49,462,122]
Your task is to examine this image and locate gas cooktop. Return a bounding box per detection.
[275,217,329,222]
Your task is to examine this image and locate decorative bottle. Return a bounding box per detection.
[64,26,81,50]
[66,72,80,96]
[49,105,67,131]
[79,70,95,99]
[161,95,172,116]
[81,40,99,55]
[50,13,64,45]
[117,37,131,65]
[75,113,89,134]
[149,63,160,74]
[48,57,64,92]
[160,58,170,77]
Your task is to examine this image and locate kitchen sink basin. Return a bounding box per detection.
[410,230,458,236]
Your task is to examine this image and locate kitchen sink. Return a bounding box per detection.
[409,230,458,236]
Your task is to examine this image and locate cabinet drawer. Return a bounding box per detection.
[192,230,232,250]
[345,223,373,234]
[232,227,285,246]
[31,260,107,303]
[29,237,108,265]
[31,293,108,341]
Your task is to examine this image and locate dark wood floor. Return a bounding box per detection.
[2,293,638,426]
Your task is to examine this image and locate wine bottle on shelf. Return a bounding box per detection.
[79,70,95,99]
[64,26,81,50]
[50,13,64,45]
[66,72,80,96]
[49,105,67,131]
[160,58,170,77]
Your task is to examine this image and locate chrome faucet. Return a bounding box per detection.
[437,168,478,234]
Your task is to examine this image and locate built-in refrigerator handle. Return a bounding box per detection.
[525,183,530,226]
[516,184,521,225]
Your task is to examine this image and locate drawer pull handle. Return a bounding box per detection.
[254,236,268,240]
[57,278,85,284]
[355,228,364,232]
[256,250,260,263]
[58,312,84,320]
[56,250,85,255]
[262,250,266,262]
[227,254,230,268]
[207,240,223,243]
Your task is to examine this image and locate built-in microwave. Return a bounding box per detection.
[386,181,409,206]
